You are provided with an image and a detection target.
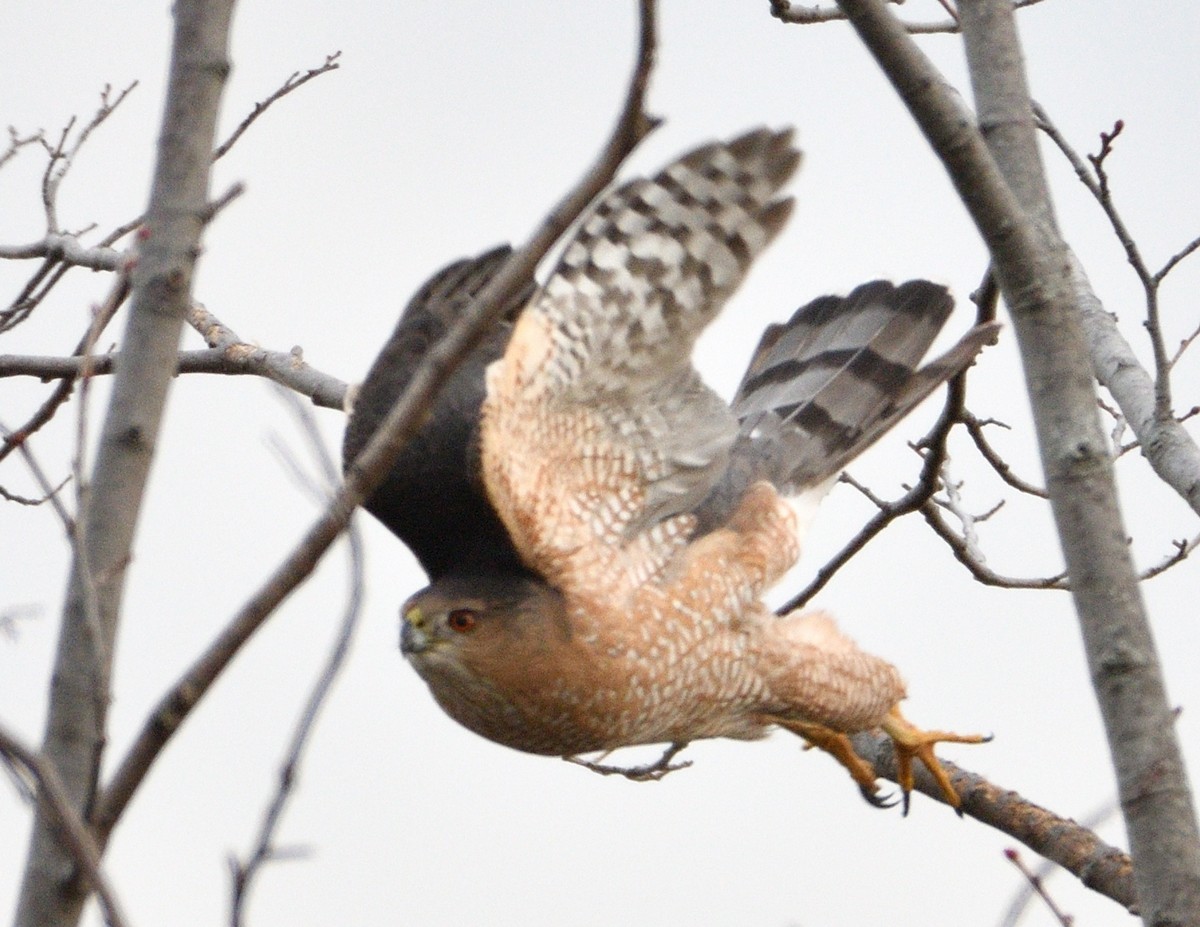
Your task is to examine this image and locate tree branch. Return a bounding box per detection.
[852,731,1138,913]
[92,0,662,850]
[228,391,364,927]
[213,52,341,161]
[769,0,1048,33]
[0,265,131,469]
[1033,106,1200,516]
[0,724,129,927]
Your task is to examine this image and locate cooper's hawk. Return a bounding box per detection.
[345,128,994,809]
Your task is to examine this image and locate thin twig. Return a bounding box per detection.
[769,0,1047,33]
[0,724,130,927]
[999,797,1121,927]
[0,348,348,409]
[1155,235,1200,285]
[213,52,342,161]
[1035,107,1180,420]
[1169,321,1200,370]
[0,271,131,465]
[0,421,75,532]
[229,390,365,927]
[920,499,1067,589]
[38,83,138,234]
[961,411,1048,498]
[0,127,46,172]
[2,259,71,333]
[1140,533,1200,582]
[0,477,69,507]
[1003,849,1076,926]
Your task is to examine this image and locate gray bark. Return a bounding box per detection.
[957,5,1200,923]
[14,2,236,926]
[1071,255,1200,516]
[834,0,1200,923]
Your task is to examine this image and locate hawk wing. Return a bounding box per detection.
[342,246,536,579]
[480,128,800,597]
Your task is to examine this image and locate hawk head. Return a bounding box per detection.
[399,573,588,755]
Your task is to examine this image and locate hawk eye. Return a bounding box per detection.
[446,608,478,633]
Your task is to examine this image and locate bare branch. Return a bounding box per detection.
[229,391,364,927]
[1036,111,1177,418]
[1169,321,1200,369]
[920,499,1067,589]
[202,181,245,222]
[961,411,1048,498]
[1003,848,1083,925]
[2,259,71,333]
[1156,234,1200,285]
[0,272,131,465]
[0,724,130,927]
[769,0,1048,33]
[185,302,347,408]
[935,460,987,562]
[0,476,69,508]
[0,347,349,410]
[93,0,662,848]
[214,52,341,161]
[0,429,73,533]
[0,126,46,172]
[0,234,122,269]
[851,731,1137,913]
[38,82,138,234]
[0,418,75,534]
[999,798,1121,927]
[1140,533,1200,582]
[833,1,1200,915]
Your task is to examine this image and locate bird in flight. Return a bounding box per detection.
[344,128,994,810]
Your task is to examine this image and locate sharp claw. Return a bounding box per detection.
[859,782,899,809]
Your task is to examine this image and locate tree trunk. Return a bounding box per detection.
[835,0,1200,923]
[14,2,236,925]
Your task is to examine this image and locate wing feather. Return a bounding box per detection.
[482,129,800,594]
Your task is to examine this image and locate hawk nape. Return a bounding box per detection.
[344,128,994,811]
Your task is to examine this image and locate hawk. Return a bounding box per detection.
[344,128,994,809]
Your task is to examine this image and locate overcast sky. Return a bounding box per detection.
[3,3,1200,926]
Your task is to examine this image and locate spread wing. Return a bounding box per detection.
[480,128,800,598]
[342,245,536,579]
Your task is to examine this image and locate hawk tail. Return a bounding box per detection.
[696,281,997,531]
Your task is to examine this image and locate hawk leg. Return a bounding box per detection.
[880,706,989,815]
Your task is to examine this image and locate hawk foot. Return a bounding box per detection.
[779,719,897,809]
[880,706,989,815]
[564,742,693,782]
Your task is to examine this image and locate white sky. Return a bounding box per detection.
[3,2,1200,926]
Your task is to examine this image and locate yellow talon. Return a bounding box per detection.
[880,706,989,814]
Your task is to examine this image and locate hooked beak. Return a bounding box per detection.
[400,605,431,655]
